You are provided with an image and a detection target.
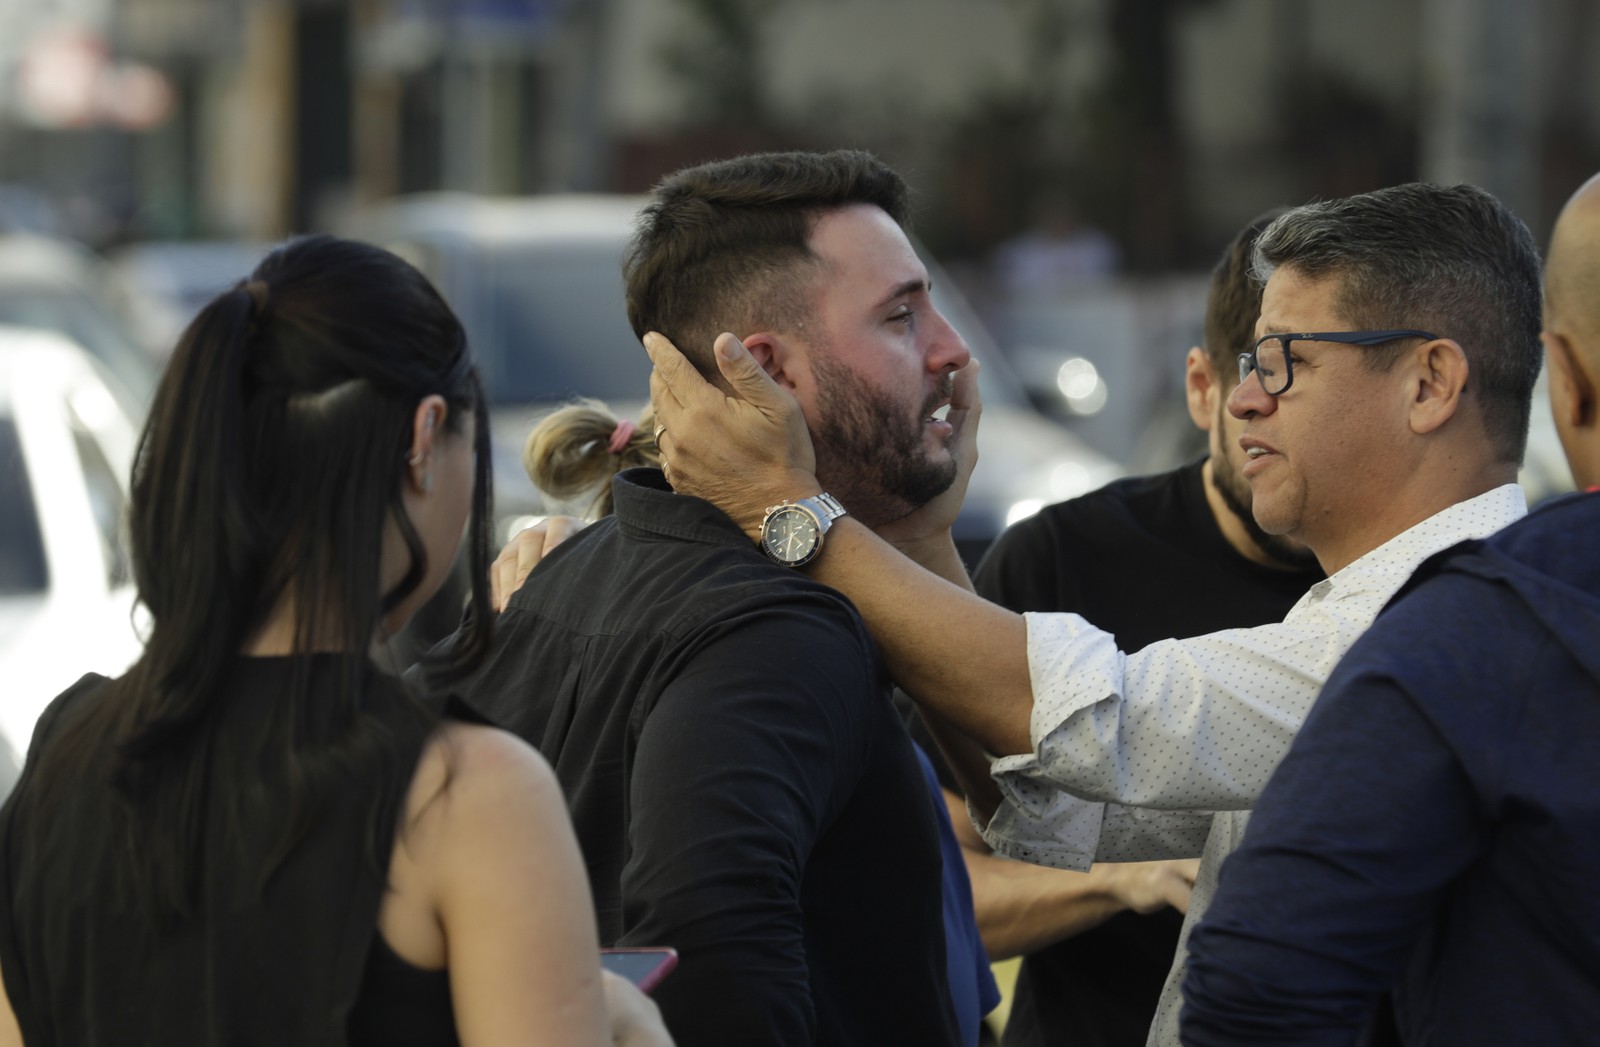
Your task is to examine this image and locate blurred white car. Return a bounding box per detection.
[0,234,156,411]
[352,193,1120,567]
[0,327,144,796]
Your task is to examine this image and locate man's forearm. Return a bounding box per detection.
[807,519,1034,756]
[920,705,1005,824]
[887,530,975,592]
[959,845,1126,960]
[940,790,1198,960]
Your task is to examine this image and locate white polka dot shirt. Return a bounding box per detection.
[979,483,1529,1047]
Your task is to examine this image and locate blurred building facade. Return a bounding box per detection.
[0,0,1596,264]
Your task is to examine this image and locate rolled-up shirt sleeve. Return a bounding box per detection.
[983,601,1362,865]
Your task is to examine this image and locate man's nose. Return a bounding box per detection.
[1227,371,1276,419]
[927,311,972,373]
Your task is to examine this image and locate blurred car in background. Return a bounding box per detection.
[0,184,62,237]
[0,327,144,797]
[351,192,1119,573]
[0,234,156,412]
[107,240,273,362]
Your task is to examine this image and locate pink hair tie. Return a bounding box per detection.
[607,419,637,455]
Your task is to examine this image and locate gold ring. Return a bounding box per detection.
[654,425,667,442]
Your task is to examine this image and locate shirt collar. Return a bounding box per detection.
[1303,483,1528,604]
[610,467,757,549]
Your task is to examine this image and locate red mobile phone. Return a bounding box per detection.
[600,947,679,993]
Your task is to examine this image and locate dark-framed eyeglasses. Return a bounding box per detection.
[1237,329,1440,396]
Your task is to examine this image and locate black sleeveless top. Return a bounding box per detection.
[0,656,460,1046]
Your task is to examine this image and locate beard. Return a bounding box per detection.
[1212,410,1320,570]
[810,354,957,527]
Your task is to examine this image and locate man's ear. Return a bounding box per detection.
[1407,337,1469,435]
[741,332,803,392]
[1185,346,1220,431]
[1546,330,1597,431]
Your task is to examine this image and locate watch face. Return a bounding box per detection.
[762,505,821,566]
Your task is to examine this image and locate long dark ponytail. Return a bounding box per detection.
[35,235,494,918]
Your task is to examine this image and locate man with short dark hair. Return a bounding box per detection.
[937,210,1323,1047]
[1179,173,1600,1045]
[645,180,1542,1045]
[455,149,966,1045]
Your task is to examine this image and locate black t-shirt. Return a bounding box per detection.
[943,458,1322,1047]
[455,468,961,1047]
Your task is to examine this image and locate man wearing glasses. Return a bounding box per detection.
[918,210,1324,1047]
[1179,175,1600,1044]
[643,180,1543,1046]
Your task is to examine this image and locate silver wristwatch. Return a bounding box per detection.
[759,493,848,567]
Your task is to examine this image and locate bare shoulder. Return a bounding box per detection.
[430,720,555,780]
[406,721,563,827]
[381,722,585,975]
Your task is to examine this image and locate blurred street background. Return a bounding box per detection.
[0,0,1594,788]
[1,4,1596,1032]
[3,0,1596,463]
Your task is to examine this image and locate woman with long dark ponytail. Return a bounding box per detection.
[0,236,669,1045]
